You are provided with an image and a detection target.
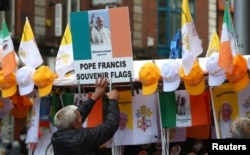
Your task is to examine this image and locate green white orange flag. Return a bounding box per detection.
[1,21,17,76]
[159,90,210,128]
[218,2,237,74]
[181,0,203,75]
[55,24,74,78]
[0,31,3,69]
[206,30,220,57]
[18,17,43,68]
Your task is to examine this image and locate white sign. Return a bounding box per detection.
[92,0,121,6]
[55,3,62,36]
[70,7,134,84]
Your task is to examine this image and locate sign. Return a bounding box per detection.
[211,83,244,139]
[70,7,134,84]
[55,3,62,36]
[92,0,121,6]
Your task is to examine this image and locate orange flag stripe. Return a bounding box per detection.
[87,93,103,127]
[2,51,16,76]
[219,41,233,73]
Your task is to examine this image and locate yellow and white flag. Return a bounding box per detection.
[1,21,17,76]
[0,31,3,69]
[181,0,203,75]
[206,30,220,57]
[55,24,74,78]
[18,17,43,68]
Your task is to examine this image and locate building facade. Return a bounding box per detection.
[3,0,224,64]
[0,0,235,143]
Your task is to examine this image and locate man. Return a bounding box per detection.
[51,78,120,155]
[90,13,111,44]
[176,95,190,116]
[113,112,133,145]
[219,102,233,138]
[229,117,250,139]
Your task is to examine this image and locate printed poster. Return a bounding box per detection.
[105,90,160,147]
[210,74,250,139]
[70,7,134,84]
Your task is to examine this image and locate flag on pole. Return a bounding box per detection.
[1,21,17,76]
[0,31,3,69]
[18,17,43,68]
[206,30,220,57]
[55,24,74,78]
[159,89,210,128]
[169,29,181,59]
[218,2,237,74]
[25,93,41,143]
[181,0,203,75]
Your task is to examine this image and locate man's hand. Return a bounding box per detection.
[92,13,95,21]
[106,90,119,101]
[90,13,95,24]
[91,78,108,101]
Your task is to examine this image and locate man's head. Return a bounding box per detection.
[119,112,128,130]
[229,117,250,138]
[96,15,104,29]
[180,97,186,106]
[221,102,232,122]
[54,105,82,130]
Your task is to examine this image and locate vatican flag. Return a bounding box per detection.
[18,17,43,68]
[181,0,203,75]
[55,24,74,78]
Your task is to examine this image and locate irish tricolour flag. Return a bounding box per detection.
[218,2,237,74]
[1,21,17,76]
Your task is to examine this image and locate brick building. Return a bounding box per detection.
[2,0,229,63]
[0,0,235,147]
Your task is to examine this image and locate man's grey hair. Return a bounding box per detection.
[230,117,250,139]
[54,105,78,130]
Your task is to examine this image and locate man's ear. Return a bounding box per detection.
[72,121,78,129]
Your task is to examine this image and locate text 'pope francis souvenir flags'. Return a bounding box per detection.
[70,7,134,84]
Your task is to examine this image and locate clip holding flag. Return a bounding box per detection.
[130,77,134,96]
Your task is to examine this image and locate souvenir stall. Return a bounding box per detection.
[1,1,250,154]
[2,53,250,155]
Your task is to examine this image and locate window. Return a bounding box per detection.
[3,0,14,35]
[157,0,195,58]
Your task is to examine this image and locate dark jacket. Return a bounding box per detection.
[51,98,120,155]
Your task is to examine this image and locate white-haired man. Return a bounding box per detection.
[51,78,120,155]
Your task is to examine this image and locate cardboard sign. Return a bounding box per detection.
[70,7,134,84]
